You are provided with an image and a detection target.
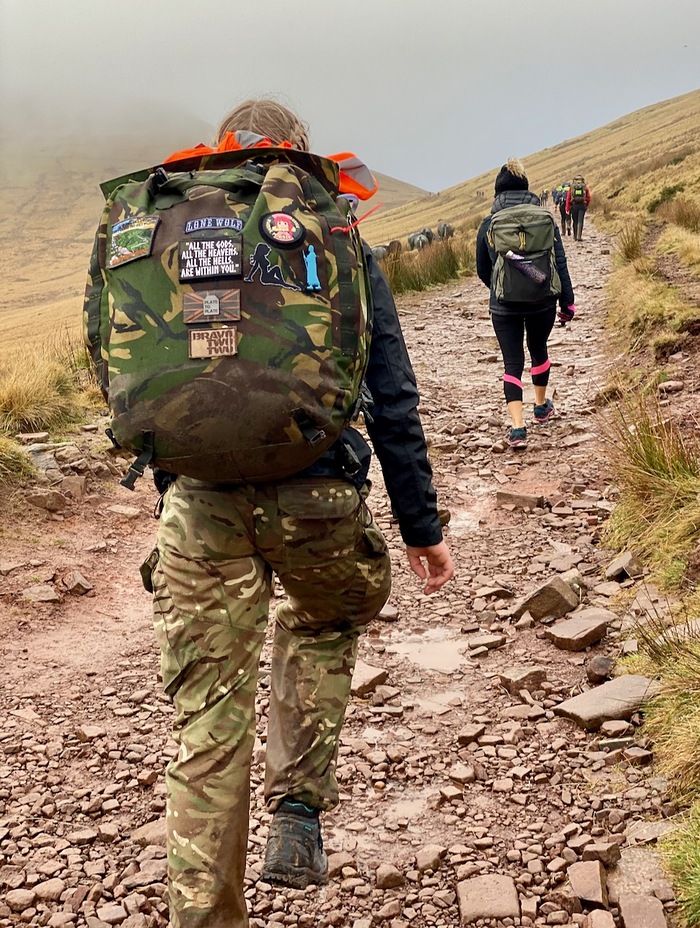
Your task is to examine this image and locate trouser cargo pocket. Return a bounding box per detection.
[139,547,159,593]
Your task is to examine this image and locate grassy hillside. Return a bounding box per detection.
[358,172,430,219]
[0,129,211,362]
[363,89,700,245]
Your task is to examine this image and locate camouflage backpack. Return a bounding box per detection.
[487,204,562,304]
[83,147,373,487]
[571,176,587,204]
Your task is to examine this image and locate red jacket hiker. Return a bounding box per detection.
[565,180,591,212]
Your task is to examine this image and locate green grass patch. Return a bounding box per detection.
[648,184,685,214]
[602,392,700,587]
[663,802,700,927]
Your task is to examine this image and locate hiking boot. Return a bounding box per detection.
[533,398,555,423]
[261,800,329,889]
[507,427,528,449]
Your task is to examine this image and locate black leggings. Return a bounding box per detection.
[491,308,556,403]
[571,204,586,239]
[559,204,571,234]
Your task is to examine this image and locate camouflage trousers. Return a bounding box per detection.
[150,476,392,928]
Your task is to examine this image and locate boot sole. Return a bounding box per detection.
[261,865,329,889]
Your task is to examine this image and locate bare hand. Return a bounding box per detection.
[405,541,455,595]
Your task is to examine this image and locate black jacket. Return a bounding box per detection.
[476,190,575,315]
[304,245,442,549]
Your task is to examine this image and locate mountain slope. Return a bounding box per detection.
[363,89,700,245]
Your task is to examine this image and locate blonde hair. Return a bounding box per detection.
[215,98,310,151]
[506,157,527,179]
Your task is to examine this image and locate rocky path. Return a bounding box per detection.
[0,221,678,928]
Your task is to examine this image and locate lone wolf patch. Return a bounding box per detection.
[184,217,244,234]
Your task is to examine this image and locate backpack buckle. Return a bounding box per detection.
[293,411,326,446]
[119,431,155,491]
[105,427,121,449]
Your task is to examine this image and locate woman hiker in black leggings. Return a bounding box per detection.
[476,158,576,449]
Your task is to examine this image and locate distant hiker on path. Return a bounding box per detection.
[476,158,576,449]
[555,181,572,236]
[566,174,591,242]
[119,99,454,928]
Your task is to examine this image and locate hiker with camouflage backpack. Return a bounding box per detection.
[476,158,576,450]
[565,173,591,241]
[84,98,453,928]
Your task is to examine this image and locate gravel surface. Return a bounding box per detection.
[0,222,680,927]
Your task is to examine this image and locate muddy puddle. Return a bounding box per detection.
[388,628,470,673]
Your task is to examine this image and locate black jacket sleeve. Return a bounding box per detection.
[553,228,575,308]
[475,216,493,288]
[362,246,443,548]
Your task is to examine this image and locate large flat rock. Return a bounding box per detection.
[351,661,389,697]
[568,860,608,908]
[619,893,667,928]
[457,874,520,924]
[545,607,614,651]
[511,576,580,621]
[554,675,659,731]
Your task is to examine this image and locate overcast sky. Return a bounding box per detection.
[1,0,698,191]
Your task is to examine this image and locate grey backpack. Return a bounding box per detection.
[488,204,562,304]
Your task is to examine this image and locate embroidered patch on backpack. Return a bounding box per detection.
[260,212,304,247]
[183,217,244,234]
[179,236,243,280]
[183,290,241,323]
[109,216,160,268]
[189,328,238,358]
[243,243,301,290]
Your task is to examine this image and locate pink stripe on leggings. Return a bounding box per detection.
[503,374,523,388]
[530,360,551,376]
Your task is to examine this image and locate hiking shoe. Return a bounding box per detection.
[261,800,329,889]
[507,427,528,449]
[533,399,555,423]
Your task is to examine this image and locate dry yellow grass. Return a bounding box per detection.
[658,225,700,272]
[607,261,696,345]
[0,353,82,433]
[0,434,35,482]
